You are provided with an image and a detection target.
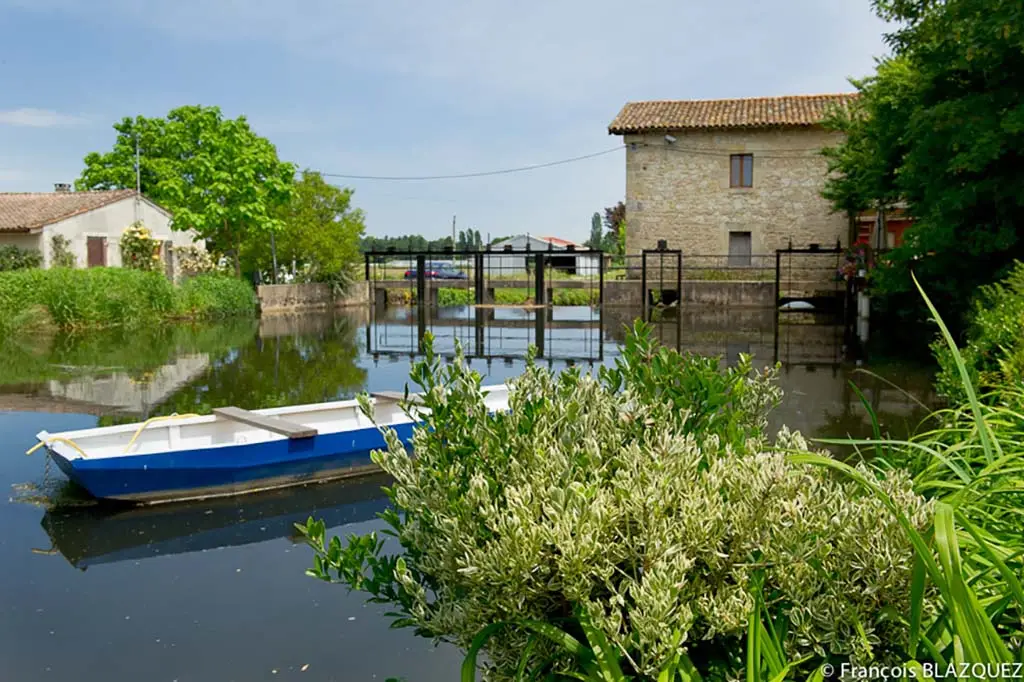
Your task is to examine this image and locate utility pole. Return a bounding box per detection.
[452,215,456,249]
[134,133,142,223]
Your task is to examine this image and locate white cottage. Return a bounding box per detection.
[0,187,200,276]
[486,235,600,276]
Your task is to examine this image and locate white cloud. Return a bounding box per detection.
[8,0,890,109]
[0,108,88,128]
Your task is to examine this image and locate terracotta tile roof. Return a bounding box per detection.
[539,236,579,247]
[608,93,859,134]
[0,189,137,233]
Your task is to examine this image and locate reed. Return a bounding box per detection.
[0,268,256,334]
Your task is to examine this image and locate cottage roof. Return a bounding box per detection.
[608,93,858,134]
[0,189,137,233]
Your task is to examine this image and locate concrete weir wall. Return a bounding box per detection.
[258,281,369,313]
[602,280,774,307]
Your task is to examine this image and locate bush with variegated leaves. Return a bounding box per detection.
[299,323,932,680]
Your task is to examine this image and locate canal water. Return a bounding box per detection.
[0,305,937,681]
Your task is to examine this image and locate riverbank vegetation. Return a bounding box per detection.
[822,0,1024,339]
[299,275,1023,679]
[932,261,1024,403]
[0,268,257,335]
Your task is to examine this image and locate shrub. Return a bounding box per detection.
[119,222,163,271]
[932,260,1024,402]
[176,274,257,319]
[50,234,76,268]
[300,324,931,679]
[173,245,223,278]
[0,245,43,272]
[436,288,473,306]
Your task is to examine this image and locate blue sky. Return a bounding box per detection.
[0,0,890,243]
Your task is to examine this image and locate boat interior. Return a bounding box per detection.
[38,385,510,461]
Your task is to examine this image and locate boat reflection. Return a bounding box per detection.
[38,474,391,570]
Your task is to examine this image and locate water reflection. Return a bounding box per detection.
[37,474,391,570]
[0,306,938,680]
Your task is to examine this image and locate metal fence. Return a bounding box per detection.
[364,247,605,309]
[612,254,775,281]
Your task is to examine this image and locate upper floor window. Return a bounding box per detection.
[730,154,753,188]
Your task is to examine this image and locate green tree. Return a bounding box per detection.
[245,170,365,283]
[822,0,1024,334]
[77,105,295,276]
[587,212,603,248]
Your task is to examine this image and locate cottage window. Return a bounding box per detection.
[730,154,753,188]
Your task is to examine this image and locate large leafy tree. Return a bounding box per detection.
[823,0,1024,335]
[77,105,296,275]
[245,170,365,282]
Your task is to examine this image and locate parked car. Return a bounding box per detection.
[403,262,468,280]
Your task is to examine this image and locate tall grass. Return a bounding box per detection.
[0,268,256,334]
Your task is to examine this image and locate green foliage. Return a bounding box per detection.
[50,234,76,268]
[822,0,1024,332]
[807,275,1024,668]
[173,246,224,278]
[436,289,473,306]
[587,212,604,249]
[244,170,365,286]
[362,234,455,253]
[299,324,931,680]
[455,229,483,251]
[176,274,257,319]
[77,105,295,274]
[119,222,163,271]
[821,58,917,217]
[0,268,254,334]
[506,276,1024,680]
[603,201,625,236]
[932,261,1024,402]
[0,245,42,272]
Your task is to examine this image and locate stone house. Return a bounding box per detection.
[607,94,858,264]
[0,186,201,277]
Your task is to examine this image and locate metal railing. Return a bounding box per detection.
[613,254,776,281]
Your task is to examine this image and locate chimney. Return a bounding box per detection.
[54,183,71,193]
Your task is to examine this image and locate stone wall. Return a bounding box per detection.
[258,281,369,314]
[602,279,774,307]
[623,127,848,257]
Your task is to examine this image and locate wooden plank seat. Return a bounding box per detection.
[212,407,318,440]
[370,391,424,405]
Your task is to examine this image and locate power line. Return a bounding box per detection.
[313,138,831,185]
[317,146,624,181]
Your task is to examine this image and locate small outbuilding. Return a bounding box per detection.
[486,235,600,276]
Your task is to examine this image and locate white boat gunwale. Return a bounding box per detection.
[35,385,509,462]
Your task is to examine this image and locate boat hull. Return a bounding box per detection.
[49,422,414,504]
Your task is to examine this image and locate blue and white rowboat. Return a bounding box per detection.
[31,385,510,505]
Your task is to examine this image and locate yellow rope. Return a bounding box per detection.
[123,413,200,453]
[26,437,90,459]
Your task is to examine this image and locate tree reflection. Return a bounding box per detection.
[128,314,368,419]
